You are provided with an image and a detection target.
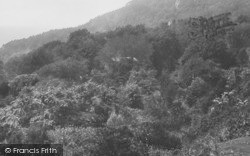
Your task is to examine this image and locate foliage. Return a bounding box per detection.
[2,11,250,156]
[0,60,6,83]
[4,41,63,75]
[0,82,10,98]
[210,91,250,141]
[9,74,39,96]
[96,127,147,156]
[187,135,220,156]
[185,77,208,107]
[133,122,182,150]
[178,57,222,87]
[150,26,182,73]
[63,29,105,62]
[48,127,101,156]
[0,28,75,62]
[99,33,153,63]
[37,58,89,81]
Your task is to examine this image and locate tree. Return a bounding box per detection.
[106,25,147,38]
[209,91,250,141]
[183,13,238,69]
[4,55,24,77]
[0,60,9,98]
[67,29,92,50]
[97,33,153,85]
[99,33,153,65]
[9,74,39,96]
[0,60,5,83]
[150,25,182,74]
[0,82,10,98]
[48,127,102,156]
[37,58,89,81]
[65,29,104,61]
[4,41,62,76]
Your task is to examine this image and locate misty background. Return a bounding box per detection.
[0,0,131,47]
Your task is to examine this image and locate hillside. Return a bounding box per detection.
[1,4,250,155]
[1,0,250,62]
[0,28,77,62]
[84,0,250,31]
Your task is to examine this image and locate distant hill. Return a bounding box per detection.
[0,28,77,62]
[1,0,250,62]
[83,0,250,31]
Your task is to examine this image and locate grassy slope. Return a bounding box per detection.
[219,137,250,156]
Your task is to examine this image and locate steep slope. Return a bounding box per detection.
[1,0,250,62]
[84,0,250,32]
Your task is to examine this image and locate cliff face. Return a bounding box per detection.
[1,0,250,62]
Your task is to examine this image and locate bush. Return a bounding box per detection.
[98,127,146,156]
[23,123,50,144]
[186,77,208,107]
[38,58,89,81]
[209,91,250,140]
[48,127,101,156]
[4,41,62,75]
[0,82,10,98]
[9,74,39,96]
[133,122,182,150]
[188,135,220,156]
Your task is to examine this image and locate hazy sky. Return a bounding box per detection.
[0,0,131,47]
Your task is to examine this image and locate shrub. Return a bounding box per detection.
[133,122,182,150]
[38,58,89,81]
[0,82,10,98]
[48,127,101,156]
[9,74,39,96]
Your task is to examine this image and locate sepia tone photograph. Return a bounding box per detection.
[0,0,250,155]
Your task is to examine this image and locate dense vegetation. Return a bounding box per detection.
[0,12,250,156]
[1,0,250,62]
